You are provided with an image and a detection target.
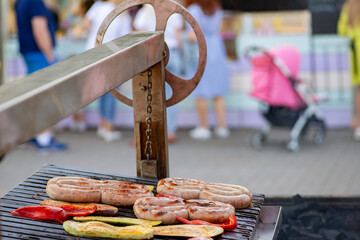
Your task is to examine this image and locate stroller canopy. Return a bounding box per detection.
[250,45,304,109]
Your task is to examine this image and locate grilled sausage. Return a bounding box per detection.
[46,177,154,206]
[199,183,252,209]
[185,199,235,223]
[133,197,188,224]
[157,177,205,200]
[101,181,154,206]
[46,177,101,203]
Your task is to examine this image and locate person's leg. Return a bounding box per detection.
[189,98,211,140]
[23,52,67,151]
[353,86,360,140]
[196,98,208,128]
[353,87,360,126]
[213,96,227,128]
[99,93,116,130]
[165,48,182,142]
[213,96,230,138]
[98,93,121,141]
[165,82,178,143]
[70,109,87,132]
[166,103,177,142]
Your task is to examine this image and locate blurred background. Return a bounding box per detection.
[0,0,351,130]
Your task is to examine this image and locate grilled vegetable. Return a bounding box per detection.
[11,205,68,223]
[40,199,96,216]
[73,216,161,226]
[41,199,118,216]
[145,185,154,191]
[91,203,118,216]
[176,215,238,231]
[188,238,214,240]
[63,220,154,239]
[153,225,223,238]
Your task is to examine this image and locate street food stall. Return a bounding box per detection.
[0,0,280,239]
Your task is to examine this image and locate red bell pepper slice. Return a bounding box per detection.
[55,204,97,216]
[40,199,98,216]
[156,194,184,201]
[176,215,237,231]
[11,205,68,223]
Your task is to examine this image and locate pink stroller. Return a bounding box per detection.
[246,45,326,152]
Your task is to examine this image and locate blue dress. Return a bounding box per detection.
[187,4,230,98]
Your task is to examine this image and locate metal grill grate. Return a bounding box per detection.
[0,164,265,239]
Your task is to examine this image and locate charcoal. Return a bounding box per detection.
[282,195,319,218]
[320,229,342,240]
[322,207,336,223]
[276,229,288,240]
[288,225,323,240]
[275,195,360,239]
[297,210,324,230]
[340,230,360,240]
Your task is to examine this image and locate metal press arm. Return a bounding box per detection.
[0,32,165,156]
[0,0,206,180]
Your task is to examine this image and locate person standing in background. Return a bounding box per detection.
[68,0,95,132]
[14,0,67,152]
[338,0,360,141]
[133,4,184,143]
[80,0,132,142]
[185,0,230,140]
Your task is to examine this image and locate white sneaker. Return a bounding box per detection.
[354,128,360,141]
[97,127,122,142]
[97,127,106,137]
[189,127,211,140]
[214,127,230,139]
[70,122,87,132]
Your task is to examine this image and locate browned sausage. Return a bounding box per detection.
[101,180,153,206]
[157,178,205,200]
[46,177,101,203]
[46,177,154,206]
[199,183,252,209]
[133,197,188,224]
[185,199,235,223]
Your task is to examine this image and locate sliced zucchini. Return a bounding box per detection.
[153,224,224,238]
[63,220,153,239]
[73,216,161,226]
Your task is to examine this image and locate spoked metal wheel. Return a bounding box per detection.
[251,132,267,150]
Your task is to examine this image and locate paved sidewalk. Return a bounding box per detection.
[1,128,359,198]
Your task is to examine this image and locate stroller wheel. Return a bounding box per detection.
[313,122,326,145]
[251,132,267,150]
[299,122,309,142]
[287,140,300,152]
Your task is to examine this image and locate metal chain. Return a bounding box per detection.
[144,68,153,160]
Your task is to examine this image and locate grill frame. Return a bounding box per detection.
[0,164,264,239]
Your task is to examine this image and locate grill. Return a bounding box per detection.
[0,164,265,240]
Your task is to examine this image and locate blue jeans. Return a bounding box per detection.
[166,48,182,134]
[23,52,54,74]
[100,93,116,123]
